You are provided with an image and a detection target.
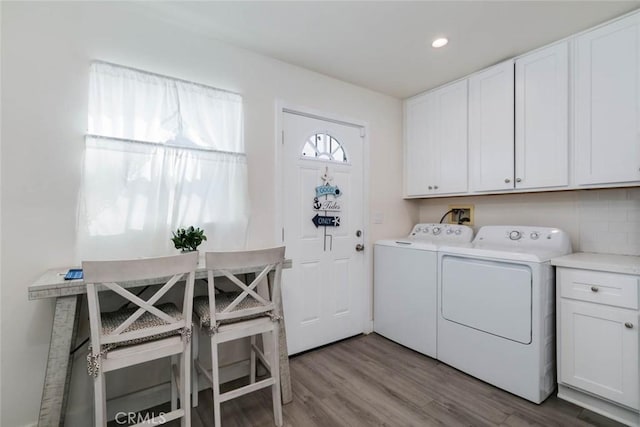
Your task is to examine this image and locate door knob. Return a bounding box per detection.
[355,244,365,252]
[625,322,633,329]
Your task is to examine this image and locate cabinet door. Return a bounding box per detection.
[560,299,639,410]
[405,93,436,196]
[469,61,515,192]
[432,80,468,194]
[575,13,640,185]
[515,43,569,189]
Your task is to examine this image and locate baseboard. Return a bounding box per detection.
[557,384,639,427]
[365,320,374,334]
[106,359,250,421]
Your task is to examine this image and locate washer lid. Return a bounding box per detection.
[375,239,438,251]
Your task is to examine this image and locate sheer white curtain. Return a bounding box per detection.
[76,62,249,261]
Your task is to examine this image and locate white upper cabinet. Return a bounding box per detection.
[469,61,515,192]
[432,80,468,195]
[405,93,433,196]
[404,11,640,198]
[515,42,569,189]
[574,13,640,185]
[404,80,468,197]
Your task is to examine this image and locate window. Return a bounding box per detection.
[76,62,249,260]
[301,132,348,163]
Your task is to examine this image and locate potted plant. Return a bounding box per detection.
[171,226,207,252]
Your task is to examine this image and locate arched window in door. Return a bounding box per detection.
[301,132,348,163]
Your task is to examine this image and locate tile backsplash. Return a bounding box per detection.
[577,188,640,255]
[418,188,640,256]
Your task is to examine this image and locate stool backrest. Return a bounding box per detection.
[83,252,199,349]
[205,246,285,326]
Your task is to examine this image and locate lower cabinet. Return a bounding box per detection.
[559,300,638,409]
[556,266,640,426]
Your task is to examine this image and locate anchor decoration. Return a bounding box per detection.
[311,167,343,251]
[313,197,341,212]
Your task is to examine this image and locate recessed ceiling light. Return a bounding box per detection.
[432,38,448,48]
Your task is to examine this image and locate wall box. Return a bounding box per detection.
[446,205,474,226]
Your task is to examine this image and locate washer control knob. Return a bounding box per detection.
[455,229,462,235]
[446,228,454,234]
[530,232,540,240]
[509,230,522,240]
[432,227,442,235]
[422,227,429,233]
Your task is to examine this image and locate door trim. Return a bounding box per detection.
[274,99,373,333]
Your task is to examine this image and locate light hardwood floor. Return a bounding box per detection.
[111,333,625,426]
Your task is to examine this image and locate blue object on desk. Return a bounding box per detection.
[64,269,83,280]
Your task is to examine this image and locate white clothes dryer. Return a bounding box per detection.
[374,223,473,358]
[437,225,572,403]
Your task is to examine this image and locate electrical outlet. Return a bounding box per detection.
[447,204,474,226]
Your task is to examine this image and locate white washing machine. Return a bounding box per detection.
[437,225,572,404]
[374,223,473,358]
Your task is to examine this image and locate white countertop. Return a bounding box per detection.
[551,252,640,275]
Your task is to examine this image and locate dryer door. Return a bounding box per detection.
[441,255,532,344]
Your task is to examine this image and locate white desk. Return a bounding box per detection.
[29,259,293,427]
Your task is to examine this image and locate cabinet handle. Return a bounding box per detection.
[428,185,433,190]
[434,185,439,190]
[516,178,522,183]
[590,286,599,292]
[625,322,633,329]
[504,178,511,183]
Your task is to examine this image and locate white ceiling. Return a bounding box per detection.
[144,1,640,99]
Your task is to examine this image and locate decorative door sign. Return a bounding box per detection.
[315,185,341,197]
[313,198,341,211]
[312,214,340,227]
[312,167,342,251]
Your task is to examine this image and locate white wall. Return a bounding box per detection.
[0,3,414,426]
[0,1,3,420]
[418,188,640,255]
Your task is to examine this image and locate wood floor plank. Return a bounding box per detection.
[108,334,625,427]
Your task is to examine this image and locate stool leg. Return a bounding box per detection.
[94,369,107,427]
[250,335,257,384]
[171,355,178,411]
[192,327,199,408]
[271,324,283,427]
[211,337,222,427]
[181,341,191,427]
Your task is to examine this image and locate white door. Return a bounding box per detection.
[560,299,639,410]
[469,60,515,192]
[281,111,366,355]
[574,13,640,185]
[515,42,569,189]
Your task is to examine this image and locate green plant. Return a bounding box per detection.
[171,226,207,252]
